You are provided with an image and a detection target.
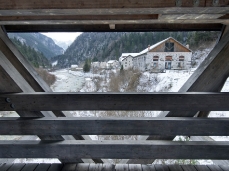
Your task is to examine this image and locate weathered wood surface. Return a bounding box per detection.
[0,65,21,93]
[0,1,228,31]
[0,0,228,9]
[0,117,228,136]
[0,140,229,159]
[0,164,228,171]
[1,92,229,111]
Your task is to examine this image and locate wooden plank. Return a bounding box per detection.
[129,164,142,171]
[4,23,223,32]
[76,163,90,171]
[0,117,228,136]
[62,164,77,171]
[0,140,228,159]
[168,165,183,171]
[115,164,129,171]
[102,164,115,171]
[34,164,51,171]
[181,165,197,171]
[1,92,229,111]
[0,19,226,25]
[0,15,158,21]
[21,164,39,171]
[219,165,229,171]
[154,165,169,171]
[0,163,13,171]
[0,65,21,93]
[194,165,210,171]
[0,0,228,9]
[48,164,63,171]
[207,165,223,171]
[8,163,25,171]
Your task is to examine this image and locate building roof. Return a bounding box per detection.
[119,53,139,62]
[134,37,192,58]
[107,60,118,64]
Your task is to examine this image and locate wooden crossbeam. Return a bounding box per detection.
[0,0,228,9]
[0,92,229,111]
[0,140,229,159]
[0,117,228,136]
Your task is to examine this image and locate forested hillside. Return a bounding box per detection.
[51,31,219,69]
[8,33,64,59]
[11,37,51,68]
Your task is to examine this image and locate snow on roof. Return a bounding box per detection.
[121,53,139,57]
[71,64,78,68]
[107,60,117,64]
[119,53,139,61]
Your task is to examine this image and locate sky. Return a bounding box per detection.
[41,32,82,43]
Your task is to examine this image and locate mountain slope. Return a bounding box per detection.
[51,31,219,69]
[8,33,64,59]
[11,37,51,68]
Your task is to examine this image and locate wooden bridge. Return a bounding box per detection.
[1,0,229,170]
[0,163,229,171]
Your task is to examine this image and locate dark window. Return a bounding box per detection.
[165,42,174,52]
[153,56,159,61]
[165,56,172,61]
[179,56,184,61]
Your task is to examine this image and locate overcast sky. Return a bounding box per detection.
[41,32,82,43]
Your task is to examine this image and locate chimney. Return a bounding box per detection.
[148,45,150,51]
[186,44,189,49]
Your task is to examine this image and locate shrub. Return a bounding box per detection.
[35,68,56,86]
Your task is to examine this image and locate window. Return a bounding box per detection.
[153,56,159,61]
[165,42,174,52]
[165,56,172,61]
[179,56,184,61]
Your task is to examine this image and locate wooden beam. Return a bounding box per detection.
[4,23,223,32]
[0,15,159,21]
[0,117,228,136]
[0,140,229,159]
[0,0,228,9]
[0,65,21,93]
[0,92,229,111]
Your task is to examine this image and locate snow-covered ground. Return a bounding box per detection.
[50,69,85,92]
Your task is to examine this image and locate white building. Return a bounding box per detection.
[132,37,192,71]
[107,60,120,69]
[119,53,139,70]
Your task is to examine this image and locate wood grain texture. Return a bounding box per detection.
[0,117,228,136]
[0,140,228,159]
[0,0,228,9]
[1,92,229,111]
